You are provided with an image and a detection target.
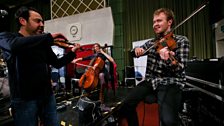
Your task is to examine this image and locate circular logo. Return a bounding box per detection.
[70,25,78,36]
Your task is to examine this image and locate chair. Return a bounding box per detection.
[118,94,160,126]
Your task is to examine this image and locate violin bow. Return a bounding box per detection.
[172,0,209,32]
[75,63,93,68]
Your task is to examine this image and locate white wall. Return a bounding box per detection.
[44,7,114,46]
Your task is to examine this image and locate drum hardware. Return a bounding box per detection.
[0,59,7,78]
[0,59,6,66]
[0,77,9,97]
[0,67,7,77]
[0,60,6,72]
[8,107,12,116]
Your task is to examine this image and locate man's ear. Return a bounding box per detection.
[168,19,173,27]
[19,17,27,26]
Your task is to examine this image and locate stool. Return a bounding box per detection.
[119,95,160,126]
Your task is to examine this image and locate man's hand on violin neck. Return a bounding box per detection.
[51,33,68,41]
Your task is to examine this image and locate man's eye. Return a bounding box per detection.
[34,19,43,23]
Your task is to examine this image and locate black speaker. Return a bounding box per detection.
[125,66,135,78]
[124,66,136,86]
[71,78,81,96]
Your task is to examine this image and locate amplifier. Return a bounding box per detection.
[71,78,81,97]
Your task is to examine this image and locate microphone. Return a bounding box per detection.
[0,10,8,16]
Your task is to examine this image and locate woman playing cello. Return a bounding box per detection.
[72,43,116,111]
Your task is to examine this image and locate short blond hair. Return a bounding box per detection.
[153,8,175,28]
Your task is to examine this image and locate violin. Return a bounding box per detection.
[53,40,74,48]
[53,40,85,53]
[154,32,179,65]
[155,32,176,52]
[138,31,179,66]
[79,57,105,91]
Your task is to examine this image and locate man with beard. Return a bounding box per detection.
[0,6,80,126]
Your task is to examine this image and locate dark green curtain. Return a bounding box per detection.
[123,0,215,66]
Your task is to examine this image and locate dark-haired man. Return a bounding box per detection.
[0,6,80,126]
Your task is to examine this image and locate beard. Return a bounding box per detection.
[36,26,44,34]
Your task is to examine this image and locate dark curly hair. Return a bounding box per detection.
[14,6,42,28]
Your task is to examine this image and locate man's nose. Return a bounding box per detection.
[40,21,44,26]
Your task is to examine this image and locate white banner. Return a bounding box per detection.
[132,39,149,85]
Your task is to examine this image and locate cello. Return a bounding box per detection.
[79,55,105,91]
